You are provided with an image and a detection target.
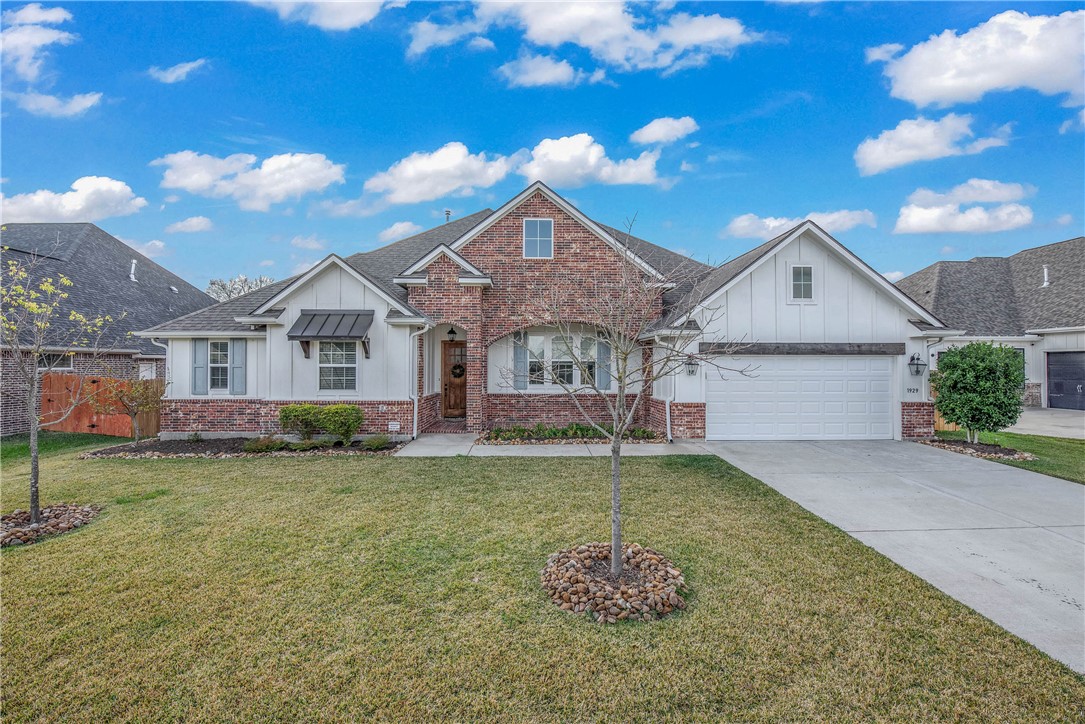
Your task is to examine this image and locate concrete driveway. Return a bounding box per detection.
[701,439,1085,673]
[1004,408,1085,440]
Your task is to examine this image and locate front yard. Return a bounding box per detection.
[2,450,1082,720]
[937,430,1085,485]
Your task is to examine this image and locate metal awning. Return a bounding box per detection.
[287,310,374,340]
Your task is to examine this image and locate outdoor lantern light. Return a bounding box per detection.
[685,356,699,376]
[908,353,928,376]
[447,327,458,342]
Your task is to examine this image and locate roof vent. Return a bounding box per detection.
[444,208,452,223]
[169,285,178,294]
[129,259,138,282]
[1041,264,1050,288]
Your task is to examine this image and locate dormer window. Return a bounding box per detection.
[789,263,814,303]
[523,219,553,259]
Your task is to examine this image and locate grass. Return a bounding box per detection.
[0,430,121,464]
[1,452,1082,721]
[937,430,1085,485]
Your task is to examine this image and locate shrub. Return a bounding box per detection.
[933,342,1025,443]
[320,404,364,445]
[289,439,333,451]
[279,404,322,440]
[243,436,287,453]
[187,432,203,443]
[362,434,391,451]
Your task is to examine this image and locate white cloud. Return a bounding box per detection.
[1,176,147,222]
[126,239,167,258]
[894,179,1034,234]
[2,3,72,25]
[679,160,696,172]
[940,245,956,255]
[249,1,388,31]
[379,221,423,242]
[496,52,602,88]
[467,36,495,51]
[363,141,521,205]
[864,43,902,63]
[870,10,1085,107]
[882,270,905,282]
[151,150,345,211]
[630,116,699,145]
[1056,214,1073,226]
[148,58,207,83]
[292,259,319,274]
[290,234,325,250]
[519,133,661,188]
[854,114,1010,176]
[1059,108,1085,134]
[6,90,101,117]
[163,194,181,203]
[259,259,275,267]
[165,215,213,233]
[0,6,75,82]
[724,209,876,240]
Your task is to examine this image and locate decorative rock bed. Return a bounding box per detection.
[2,504,100,547]
[81,438,403,460]
[921,439,1037,461]
[541,542,687,624]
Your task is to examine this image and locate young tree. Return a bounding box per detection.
[932,342,1026,443]
[205,274,275,302]
[90,375,164,441]
[506,220,749,577]
[1,250,115,524]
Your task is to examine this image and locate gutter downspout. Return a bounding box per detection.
[408,325,431,439]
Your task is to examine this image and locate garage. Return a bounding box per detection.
[1047,352,1085,410]
[705,356,895,440]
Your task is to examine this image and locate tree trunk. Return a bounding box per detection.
[610,437,622,578]
[28,387,41,525]
[131,413,141,442]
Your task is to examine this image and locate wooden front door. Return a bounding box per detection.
[442,341,467,418]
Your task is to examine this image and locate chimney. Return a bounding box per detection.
[1041,264,1050,288]
[129,259,138,282]
[444,209,452,223]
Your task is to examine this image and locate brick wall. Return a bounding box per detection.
[161,399,413,438]
[483,392,648,430]
[901,401,935,439]
[418,393,441,432]
[669,402,706,439]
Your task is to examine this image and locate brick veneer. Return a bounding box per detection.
[901,401,935,439]
[483,392,645,430]
[668,402,706,439]
[161,399,413,438]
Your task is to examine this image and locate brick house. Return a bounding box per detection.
[1,223,215,435]
[140,182,951,441]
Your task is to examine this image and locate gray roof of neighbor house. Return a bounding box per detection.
[1,223,215,356]
[896,236,1085,336]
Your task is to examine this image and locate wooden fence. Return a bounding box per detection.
[41,373,164,438]
[929,389,958,432]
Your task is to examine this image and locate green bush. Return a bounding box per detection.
[279,404,323,440]
[320,404,365,445]
[243,436,288,453]
[481,422,656,442]
[362,434,391,451]
[289,439,333,451]
[933,343,1025,442]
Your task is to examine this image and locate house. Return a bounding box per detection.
[139,181,954,441]
[897,237,1085,411]
[0,223,216,435]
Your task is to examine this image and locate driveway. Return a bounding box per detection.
[1004,408,1085,440]
[701,439,1085,673]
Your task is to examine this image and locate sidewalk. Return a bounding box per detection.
[394,433,706,457]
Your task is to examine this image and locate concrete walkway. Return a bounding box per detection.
[395,433,705,457]
[701,439,1085,673]
[1003,408,1085,440]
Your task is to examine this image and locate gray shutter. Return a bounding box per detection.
[192,338,208,395]
[513,332,527,390]
[229,338,247,396]
[597,339,611,389]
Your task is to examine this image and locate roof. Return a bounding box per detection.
[1,223,215,355]
[287,310,374,340]
[896,237,1085,336]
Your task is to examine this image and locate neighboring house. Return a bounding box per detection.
[0,223,216,435]
[898,237,1085,411]
[140,181,953,441]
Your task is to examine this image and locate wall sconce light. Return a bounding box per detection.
[908,353,928,376]
[447,327,458,343]
[685,356,699,376]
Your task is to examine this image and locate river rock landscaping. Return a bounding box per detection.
[541,542,686,623]
[82,436,402,460]
[921,438,1037,461]
[2,503,100,547]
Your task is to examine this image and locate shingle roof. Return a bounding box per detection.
[896,236,1085,336]
[1,223,215,355]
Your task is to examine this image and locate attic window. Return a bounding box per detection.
[789,264,814,303]
[523,219,553,259]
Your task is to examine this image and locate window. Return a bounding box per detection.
[518,332,604,389]
[523,218,553,259]
[790,264,813,301]
[580,337,597,386]
[37,353,72,370]
[209,341,230,390]
[552,336,574,385]
[527,334,546,385]
[319,341,357,390]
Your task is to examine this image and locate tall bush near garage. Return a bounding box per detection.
[932,343,1025,443]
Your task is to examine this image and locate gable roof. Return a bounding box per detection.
[896,236,1085,336]
[1,223,215,355]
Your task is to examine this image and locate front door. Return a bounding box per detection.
[442,341,467,418]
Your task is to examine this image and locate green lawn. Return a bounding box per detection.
[937,430,1085,485]
[0,430,121,463]
[1,452,1082,721]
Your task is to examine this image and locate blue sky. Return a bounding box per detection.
[2,1,1082,288]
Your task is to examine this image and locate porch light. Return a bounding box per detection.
[908,353,928,376]
[685,356,699,376]
[447,326,458,342]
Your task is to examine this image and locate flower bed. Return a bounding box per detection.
[541,542,687,624]
[478,423,663,445]
[920,438,1037,461]
[2,504,100,547]
[82,436,402,460]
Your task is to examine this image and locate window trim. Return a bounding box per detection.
[516,332,607,391]
[787,262,816,304]
[208,340,230,391]
[318,340,358,391]
[522,218,554,260]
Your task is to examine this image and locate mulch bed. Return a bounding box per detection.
[921,439,1037,461]
[541,542,687,624]
[82,438,403,460]
[2,504,100,547]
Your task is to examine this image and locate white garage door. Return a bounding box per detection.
[706,356,894,440]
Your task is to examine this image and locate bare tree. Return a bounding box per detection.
[503,219,750,577]
[90,375,165,442]
[205,274,275,302]
[1,250,116,524]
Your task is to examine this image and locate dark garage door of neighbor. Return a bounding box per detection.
[1047,351,1085,410]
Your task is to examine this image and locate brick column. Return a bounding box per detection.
[901,401,935,439]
